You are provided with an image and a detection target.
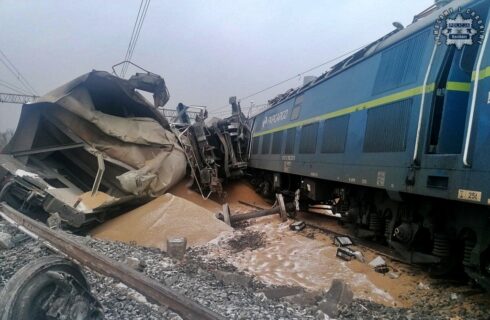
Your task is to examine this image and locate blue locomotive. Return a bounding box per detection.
[248,0,490,288]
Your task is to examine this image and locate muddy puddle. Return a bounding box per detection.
[204,216,397,306]
[91,179,490,311]
[168,180,401,305]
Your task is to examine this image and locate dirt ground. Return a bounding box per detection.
[169,179,490,312]
[91,192,232,251]
[91,177,490,313]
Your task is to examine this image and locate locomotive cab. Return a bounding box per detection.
[248,0,490,290]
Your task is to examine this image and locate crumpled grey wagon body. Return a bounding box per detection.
[0,71,186,227]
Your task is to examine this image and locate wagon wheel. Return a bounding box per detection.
[0,256,103,320]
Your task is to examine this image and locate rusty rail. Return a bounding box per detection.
[219,194,288,226]
[237,200,267,211]
[0,203,225,320]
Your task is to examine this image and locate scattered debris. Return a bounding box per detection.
[124,257,145,271]
[369,256,387,268]
[352,250,365,263]
[318,279,353,318]
[315,310,329,320]
[127,290,148,304]
[332,235,366,263]
[336,247,356,261]
[450,292,460,301]
[374,264,390,274]
[417,282,430,290]
[0,232,12,250]
[46,212,61,229]
[167,237,187,260]
[334,236,353,247]
[290,220,306,231]
[387,271,400,279]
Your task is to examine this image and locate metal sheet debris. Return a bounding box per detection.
[169,97,251,198]
[0,70,186,227]
[369,256,387,268]
[289,221,306,231]
[336,247,356,261]
[334,236,353,247]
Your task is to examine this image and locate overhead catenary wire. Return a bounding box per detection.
[211,103,267,116]
[121,0,144,77]
[122,0,149,77]
[125,0,151,75]
[126,0,150,69]
[0,79,31,95]
[0,51,36,95]
[208,42,371,115]
[0,49,38,95]
[121,0,151,77]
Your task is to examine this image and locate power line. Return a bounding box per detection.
[0,56,35,95]
[124,0,151,76]
[0,79,31,95]
[0,49,38,95]
[210,42,370,114]
[122,0,151,77]
[210,102,267,116]
[121,0,145,77]
[126,0,150,74]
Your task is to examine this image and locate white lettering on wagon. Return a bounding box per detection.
[262,110,289,128]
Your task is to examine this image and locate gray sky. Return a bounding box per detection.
[0,0,432,131]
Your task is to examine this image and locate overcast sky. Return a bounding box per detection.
[0,0,433,131]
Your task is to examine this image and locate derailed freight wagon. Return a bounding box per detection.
[0,71,186,228]
[248,0,490,289]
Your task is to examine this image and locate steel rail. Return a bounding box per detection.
[0,203,225,320]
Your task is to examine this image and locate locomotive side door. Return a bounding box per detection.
[424,4,489,163]
[425,44,478,156]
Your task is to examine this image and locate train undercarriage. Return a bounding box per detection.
[249,169,490,291]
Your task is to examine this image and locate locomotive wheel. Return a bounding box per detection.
[0,256,103,320]
[428,255,463,279]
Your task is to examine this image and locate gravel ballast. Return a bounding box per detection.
[1,219,489,320]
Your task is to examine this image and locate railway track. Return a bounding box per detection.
[293,211,404,262]
[0,202,225,320]
[236,200,405,262]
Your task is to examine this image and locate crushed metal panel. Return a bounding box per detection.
[0,70,186,227]
[170,97,251,198]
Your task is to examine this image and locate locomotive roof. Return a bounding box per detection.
[256,0,476,116]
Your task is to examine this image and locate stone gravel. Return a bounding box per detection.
[1,219,489,319]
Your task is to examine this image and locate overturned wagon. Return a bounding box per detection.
[0,71,186,228]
